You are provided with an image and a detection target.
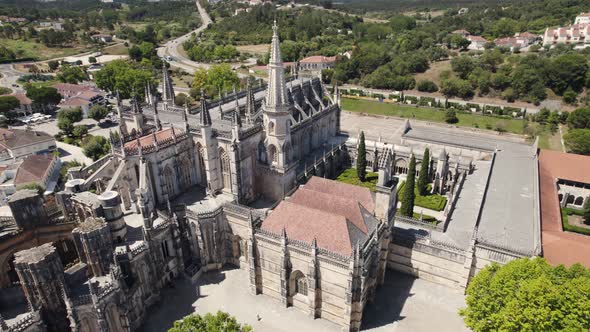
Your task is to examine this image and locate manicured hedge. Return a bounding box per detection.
[397,181,447,211]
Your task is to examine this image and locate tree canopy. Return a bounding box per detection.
[192,64,240,98]
[567,107,590,129]
[82,135,110,161]
[356,131,367,182]
[563,129,590,155]
[460,258,590,332]
[400,155,416,217]
[56,65,86,84]
[25,85,62,112]
[0,96,19,114]
[94,60,154,99]
[168,311,252,332]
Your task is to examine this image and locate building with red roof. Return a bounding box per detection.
[298,55,337,72]
[538,150,590,268]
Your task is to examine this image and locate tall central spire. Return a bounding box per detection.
[266,20,289,111]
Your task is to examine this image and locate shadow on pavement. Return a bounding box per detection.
[360,270,415,330]
[139,267,235,332]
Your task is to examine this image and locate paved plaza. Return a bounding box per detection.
[141,268,468,332]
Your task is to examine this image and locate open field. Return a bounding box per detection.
[0,38,91,61]
[236,44,270,55]
[414,60,451,86]
[341,97,539,135]
[102,43,129,56]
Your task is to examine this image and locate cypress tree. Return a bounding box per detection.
[400,155,416,217]
[417,148,430,196]
[357,131,367,182]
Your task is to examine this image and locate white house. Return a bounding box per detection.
[574,13,590,25]
[467,35,487,50]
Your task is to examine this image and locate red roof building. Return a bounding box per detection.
[538,150,590,268]
[261,177,379,256]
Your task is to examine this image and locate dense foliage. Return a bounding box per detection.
[168,311,252,332]
[417,148,430,196]
[460,258,590,332]
[82,135,110,161]
[190,64,240,99]
[94,60,154,98]
[356,131,366,181]
[400,155,416,217]
[25,85,62,112]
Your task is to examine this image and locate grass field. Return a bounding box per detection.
[414,60,451,86]
[335,168,378,192]
[1,38,91,61]
[341,97,539,135]
[397,181,447,211]
[102,43,129,56]
[236,44,270,55]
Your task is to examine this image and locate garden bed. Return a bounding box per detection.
[561,207,590,236]
[397,181,447,211]
[335,168,378,192]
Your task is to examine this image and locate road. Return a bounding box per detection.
[156,0,256,76]
[0,64,26,93]
[157,0,213,74]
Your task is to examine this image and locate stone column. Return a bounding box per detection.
[279,228,289,307]
[307,239,319,318]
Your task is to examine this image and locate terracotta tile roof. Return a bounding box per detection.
[303,176,375,212]
[262,200,355,255]
[52,83,95,93]
[538,150,590,268]
[261,176,377,256]
[12,93,32,105]
[0,129,54,149]
[299,55,336,64]
[60,97,90,107]
[468,35,487,42]
[124,127,184,149]
[14,154,54,185]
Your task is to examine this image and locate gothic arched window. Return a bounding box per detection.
[180,157,192,189]
[197,143,207,184]
[163,165,175,197]
[268,145,278,165]
[219,148,231,190]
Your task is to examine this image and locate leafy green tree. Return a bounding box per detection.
[25,86,62,112]
[417,148,430,196]
[0,96,19,114]
[451,55,475,79]
[207,64,240,94]
[356,131,367,182]
[58,107,83,135]
[175,93,190,107]
[547,53,588,95]
[400,155,416,217]
[88,105,109,123]
[82,135,110,161]
[567,107,590,129]
[440,79,473,99]
[47,60,59,71]
[56,65,86,84]
[444,109,459,124]
[416,80,438,93]
[460,258,590,332]
[88,57,97,64]
[94,60,153,98]
[563,129,590,155]
[72,125,88,139]
[168,311,252,332]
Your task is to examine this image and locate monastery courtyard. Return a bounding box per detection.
[141,268,468,332]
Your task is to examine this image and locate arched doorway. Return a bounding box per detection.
[394,159,408,175]
[179,157,192,190]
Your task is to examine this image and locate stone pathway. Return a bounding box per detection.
[141,268,468,332]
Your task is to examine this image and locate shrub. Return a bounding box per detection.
[416,79,439,92]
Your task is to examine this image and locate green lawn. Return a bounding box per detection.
[335,168,378,192]
[561,207,590,236]
[342,97,535,135]
[397,180,447,211]
[396,209,437,223]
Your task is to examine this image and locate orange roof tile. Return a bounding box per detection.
[538,150,590,268]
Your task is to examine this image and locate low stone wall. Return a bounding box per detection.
[388,233,468,289]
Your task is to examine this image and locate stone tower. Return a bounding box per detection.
[72,217,113,277]
[14,243,70,332]
[263,21,293,170]
[7,189,48,231]
[98,191,127,243]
